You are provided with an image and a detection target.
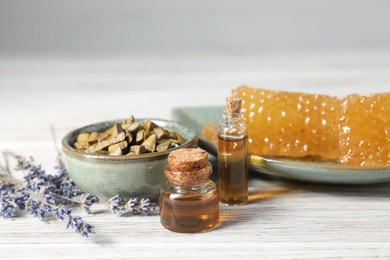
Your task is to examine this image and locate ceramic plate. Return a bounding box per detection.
[171,106,390,184]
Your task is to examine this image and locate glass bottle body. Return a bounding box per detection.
[160,163,220,233]
[218,112,248,205]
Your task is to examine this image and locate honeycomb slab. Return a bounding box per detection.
[232,86,340,160]
[339,93,390,167]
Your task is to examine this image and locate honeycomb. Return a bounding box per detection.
[339,93,390,167]
[201,124,218,145]
[232,86,340,160]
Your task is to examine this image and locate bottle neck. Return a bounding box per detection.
[223,111,243,125]
[168,181,210,195]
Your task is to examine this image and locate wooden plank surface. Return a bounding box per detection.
[0,52,390,259]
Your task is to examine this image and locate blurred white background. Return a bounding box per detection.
[1,0,390,54]
[1,0,388,158]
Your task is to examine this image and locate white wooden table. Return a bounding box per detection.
[1,51,390,259]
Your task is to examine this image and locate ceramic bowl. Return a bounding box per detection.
[61,119,197,201]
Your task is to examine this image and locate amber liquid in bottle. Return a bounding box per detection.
[160,183,219,233]
[218,135,248,205]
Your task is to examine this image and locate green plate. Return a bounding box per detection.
[172,106,390,185]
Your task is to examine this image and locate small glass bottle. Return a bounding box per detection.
[159,148,220,233]
[218,97,248,205]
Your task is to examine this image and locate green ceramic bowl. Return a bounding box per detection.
[62,119,197,201]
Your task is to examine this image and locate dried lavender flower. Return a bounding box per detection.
[0,180,16,194]
[0,203,14,218]
[108,195,126,214]
[25,197,46,220]
[126,198,139,214]
[0,191,14,218]
[42,194,56,205]
[108,195,156,216]
[14,192,30,210]
[57,181,78,199]
[79,193,100,214]
[67,215,95,237]
[52,205,72,220]
[138,198,156,215]
[14,155,33,171]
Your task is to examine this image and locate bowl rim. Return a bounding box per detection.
[62,118,197,161]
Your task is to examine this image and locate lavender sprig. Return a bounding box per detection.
[1,152,155,238]
[108,195,156,215]
[19,157,77,200]
[0,154,96,237]
[10,155,98,213]
[14,190,94,237]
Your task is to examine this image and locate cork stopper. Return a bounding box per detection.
[225,96,242,114]
[168,148,208,172]
[165,148,211,186]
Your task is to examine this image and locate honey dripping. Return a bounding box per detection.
[159,148,220,233]
[218,97,248,205]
